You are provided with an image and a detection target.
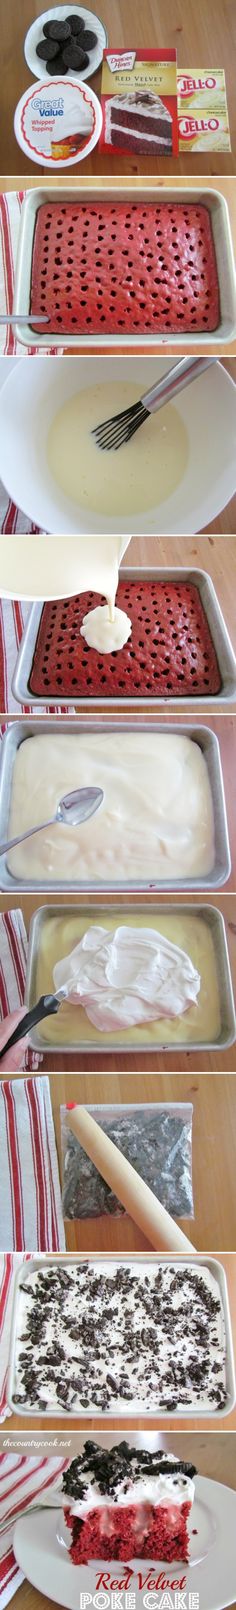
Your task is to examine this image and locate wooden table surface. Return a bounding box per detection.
[1,0,236,177]
[3,1433,236,1610]
[1,889,236,1072]
[1,175,236,356]
[45,1069,236,1252]
[6,1250,236,1430]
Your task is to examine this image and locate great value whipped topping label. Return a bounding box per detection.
[177,66,231,149]
[14,78,98,167]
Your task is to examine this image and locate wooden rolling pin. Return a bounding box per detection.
[66,1104,196,1252]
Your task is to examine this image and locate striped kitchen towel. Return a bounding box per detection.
[0,909,40,1072]
[0,192,61,358]
[0,1454,69,1605]
[0,1077,65,1253]
[0,599,75,713]
[0,601,34,714]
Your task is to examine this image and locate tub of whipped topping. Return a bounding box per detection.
[13,183,236,349]
[7,1253,236,1418]
[0,716,231,891]
[12,567,236,708]
[14,79,102,168]
[24,899,236,1053]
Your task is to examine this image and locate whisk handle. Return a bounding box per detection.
[142,356,217,414]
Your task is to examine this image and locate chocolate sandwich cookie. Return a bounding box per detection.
[81,27,98,48]
[46,53,68,71]
[67,13,85,32]
[62,41,89,66]
[47,18,71,39]
[36,38,60,58]
[43,20,58,35]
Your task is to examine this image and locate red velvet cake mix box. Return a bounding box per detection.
[100,49,178,158]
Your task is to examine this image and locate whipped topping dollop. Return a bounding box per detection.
[53,923,201,1030]
[80,602,131,654]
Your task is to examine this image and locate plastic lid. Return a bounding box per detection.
[14,75,102,167]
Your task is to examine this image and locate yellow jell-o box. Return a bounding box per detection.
[177,67,231,150]
[177,68,228,112]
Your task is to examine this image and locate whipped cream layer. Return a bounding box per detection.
[62,1445,196,1517]
[7,731,215,885]
[35,911,221,1047]
[53,923,201,1029]
[80,602,132,653]
[13,1260,227,1416]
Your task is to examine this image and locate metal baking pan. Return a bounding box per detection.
[7,1253,236,1419]
[0,716,231,893]
[25,900,236,1053]
[13,184,236,349]
[12,566,236,710]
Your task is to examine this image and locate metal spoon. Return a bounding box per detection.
[0,786,104,856]
[0,314,49,325]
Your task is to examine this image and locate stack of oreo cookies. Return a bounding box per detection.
[36,13,98,75]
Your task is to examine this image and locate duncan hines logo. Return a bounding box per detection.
[106,52,136,71]
[179,115,220,135]
[178,74,217,95]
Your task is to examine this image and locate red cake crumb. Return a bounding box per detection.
[30,200,220,335]
[64,1501,192,1563]
[29,579,221,701]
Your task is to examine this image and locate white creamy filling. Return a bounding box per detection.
[108,123,172,147]
[14,1260,226,1414]
[66,1469,195,1517]
[80,602,132,653]
[7,730,214,885]
[53,923,201,1029]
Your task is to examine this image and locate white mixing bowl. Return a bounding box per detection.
[0,356,235,534]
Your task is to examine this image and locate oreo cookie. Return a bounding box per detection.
[36,37,60,58]
[46,53,68,72]
[81,27,97,48]
[43,21,57,35]
[66,13,85,32]
[62,41,88,66]
[47,19,71,39]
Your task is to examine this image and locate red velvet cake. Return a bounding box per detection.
[62,1441,197,1563]
[28,579,221,701]
[30,200,220,335]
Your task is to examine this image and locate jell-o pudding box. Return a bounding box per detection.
[178,68,231,151]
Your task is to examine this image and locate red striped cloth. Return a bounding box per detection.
[0,909,39,1072]
[0,1078,65,1253]
[0,1454,69,1606]
[0,192,61,358]
[0,600,75,713]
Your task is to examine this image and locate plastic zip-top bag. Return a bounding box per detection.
[60,1102,194,1221]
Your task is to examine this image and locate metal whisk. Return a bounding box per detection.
[92,356,217,452]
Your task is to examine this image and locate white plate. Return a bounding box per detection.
[13,1479,236,1610]
[24,5,108,82]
